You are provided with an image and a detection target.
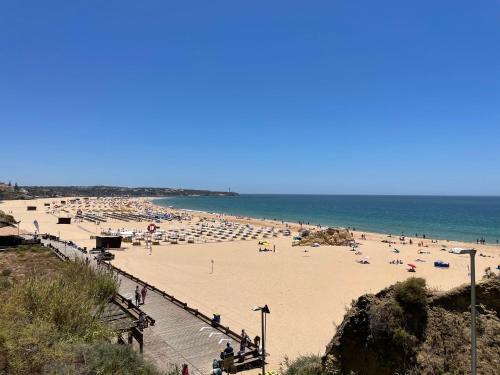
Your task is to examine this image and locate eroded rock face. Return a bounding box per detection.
[324,277,500,375]
[299,227,353,246]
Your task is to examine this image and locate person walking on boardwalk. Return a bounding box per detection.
[135,285,141,307]
[141,285,147,305]
[239,329,249,354]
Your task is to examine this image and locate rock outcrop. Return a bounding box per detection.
[324,277,500,375]
[298,227,353,246]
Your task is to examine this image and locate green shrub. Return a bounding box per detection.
[75,342,173,375]
[394,278,428,340]
[0,259,120,374]
[392,328,418,354]
[394,278,427,308]
[280,354,325,375]
[14,245,48,254]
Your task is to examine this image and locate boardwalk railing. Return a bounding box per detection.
[43,236,261,370]
[104,261,258,351]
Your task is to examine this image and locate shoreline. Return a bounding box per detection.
[151,198,498,249]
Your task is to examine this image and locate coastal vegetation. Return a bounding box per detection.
[0,182,28,200]
[2,184,237,199]
[0,245,171,375]
[279,354,325,375]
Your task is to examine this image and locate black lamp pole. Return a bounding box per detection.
[254,304,270,375]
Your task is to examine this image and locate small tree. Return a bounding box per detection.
[14,182,19,191]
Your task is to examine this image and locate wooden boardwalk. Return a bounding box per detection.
[43,239,259,375]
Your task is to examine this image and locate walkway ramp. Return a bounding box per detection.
[42,238,260,375]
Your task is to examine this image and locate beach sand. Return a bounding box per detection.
[2,197,498,371]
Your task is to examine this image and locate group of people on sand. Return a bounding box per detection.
[135,285,148,307]
[389,259,403,265]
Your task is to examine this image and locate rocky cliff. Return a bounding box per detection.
[324,276,500,375]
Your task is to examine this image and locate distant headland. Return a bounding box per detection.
[0,182,238,200]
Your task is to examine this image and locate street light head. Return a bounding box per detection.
[252,305,270,313]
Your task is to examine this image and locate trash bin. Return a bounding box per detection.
[212,313,221,326]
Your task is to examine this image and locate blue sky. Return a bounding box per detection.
[0,1,499,195]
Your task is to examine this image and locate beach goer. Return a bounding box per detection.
[181,363,189,375]
[135,285,141,307]
[224,342,234,356]
[138,312,146,330]
[141,285,147,305]
[239,329,249,354]
[212,359,222,375]
[254,336,261,354]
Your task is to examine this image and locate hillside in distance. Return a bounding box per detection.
[2,184,238,199]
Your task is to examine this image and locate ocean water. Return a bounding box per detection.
[154,195,500,243]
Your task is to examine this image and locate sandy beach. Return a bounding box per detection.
[2,197,498,371]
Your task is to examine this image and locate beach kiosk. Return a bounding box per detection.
[96,235,122,249]
[57,217,71,224]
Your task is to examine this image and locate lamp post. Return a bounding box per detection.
[252,304,270,375]
[458,248,477,375]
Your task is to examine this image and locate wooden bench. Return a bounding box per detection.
[221,354,237,374]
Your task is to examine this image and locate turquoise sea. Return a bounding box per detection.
[154,195,500,244]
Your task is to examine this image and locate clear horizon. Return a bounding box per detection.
[1,1,499,196]
[8,184,500,198]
